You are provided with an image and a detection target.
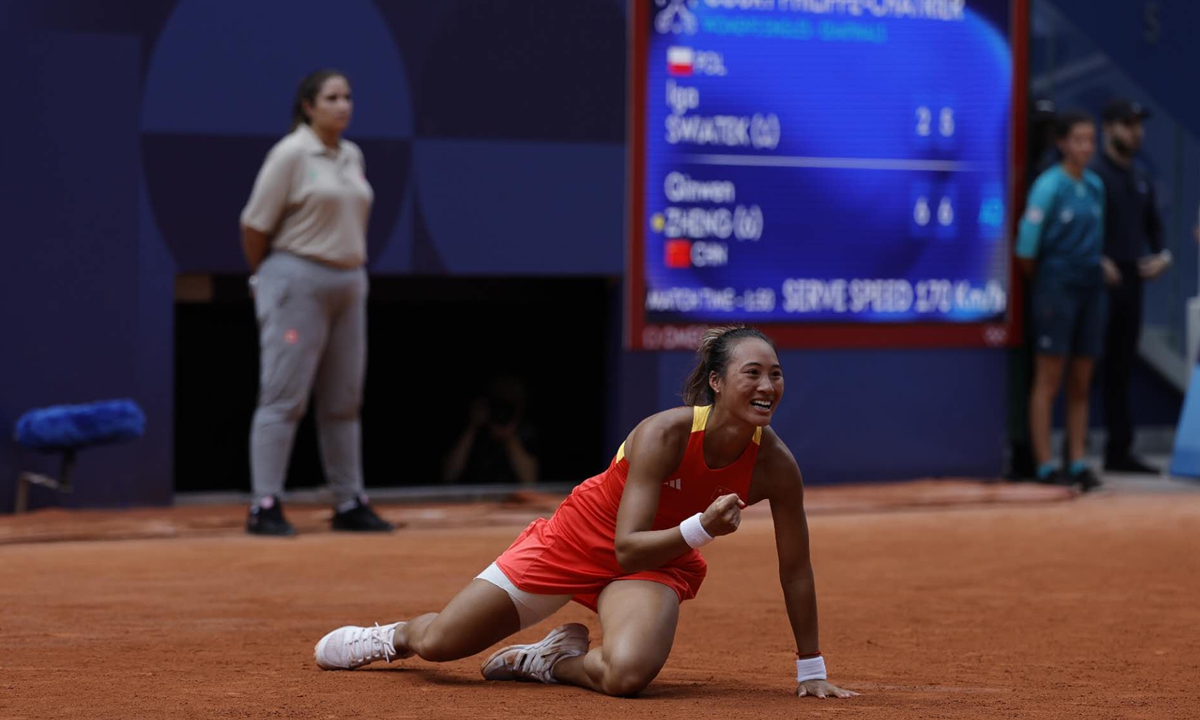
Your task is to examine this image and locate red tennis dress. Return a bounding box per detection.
[494,405,762,611]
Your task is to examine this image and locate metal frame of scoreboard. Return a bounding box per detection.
[625,0,1031,350]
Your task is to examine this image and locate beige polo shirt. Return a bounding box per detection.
[241,123,373,268]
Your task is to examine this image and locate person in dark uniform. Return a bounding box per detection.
[1090,98,1173,475]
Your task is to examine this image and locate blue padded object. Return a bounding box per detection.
[15,399,145,451]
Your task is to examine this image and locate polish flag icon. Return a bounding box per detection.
[667,46,694,76]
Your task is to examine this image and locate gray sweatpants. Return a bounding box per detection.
[250,251,367,505]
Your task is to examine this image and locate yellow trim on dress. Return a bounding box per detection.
[692,405,760,443]
[614,405,760,463]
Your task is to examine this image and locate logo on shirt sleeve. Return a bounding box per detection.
[1024,206,1044,225]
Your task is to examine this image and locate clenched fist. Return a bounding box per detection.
[701,493,746,537]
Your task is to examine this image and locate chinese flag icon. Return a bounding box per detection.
[664,239,691,268]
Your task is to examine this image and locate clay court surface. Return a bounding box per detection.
[2,480,1198,719]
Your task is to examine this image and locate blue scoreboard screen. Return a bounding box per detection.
[628,0,1024,350]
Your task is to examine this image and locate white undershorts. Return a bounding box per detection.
[476,562,572,629]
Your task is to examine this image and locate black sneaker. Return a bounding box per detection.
[1071,468,1103,493]
[1035,469,1066,486]
[1005,442,1036,481]
[247,496,296,536]
[332,497,395,533]
[1103,455,1159,475]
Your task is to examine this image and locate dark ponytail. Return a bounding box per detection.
[289,69,347,132]
[681,326,776,406]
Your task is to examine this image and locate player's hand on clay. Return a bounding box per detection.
[796,679,858,699]
[700,493,745,537]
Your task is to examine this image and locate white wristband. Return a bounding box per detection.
[796,656,827,683]
[679,513,714,549]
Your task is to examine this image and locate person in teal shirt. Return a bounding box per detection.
[1015,110,1106,491]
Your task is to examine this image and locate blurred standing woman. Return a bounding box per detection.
[239,69,393,536]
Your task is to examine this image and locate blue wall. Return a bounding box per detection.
[1039,0,1200,137]
[5,0,1193,511]
[0,30,175,510]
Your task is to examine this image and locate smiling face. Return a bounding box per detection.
[708,337,784,426]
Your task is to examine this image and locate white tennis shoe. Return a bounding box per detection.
[314,621,413,670]
[480,623,590,684]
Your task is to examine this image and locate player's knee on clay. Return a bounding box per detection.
[410,625,457,663]
[599,650,664,697]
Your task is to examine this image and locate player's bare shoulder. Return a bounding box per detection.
[749,426,804,503]
[759,426,799,467]
[623,406,695,470]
